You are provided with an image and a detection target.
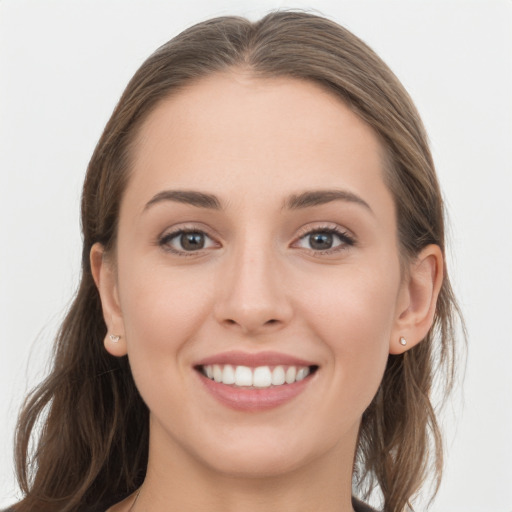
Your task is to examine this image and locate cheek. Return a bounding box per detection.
[302,261,400,408]
[116,258,214,364]
[307,263,400,344]
[114,258,219,422]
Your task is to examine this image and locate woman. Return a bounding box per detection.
[9,11,461,512]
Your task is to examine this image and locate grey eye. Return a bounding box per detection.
[160,230,217,253]
[308,232,334,250]
[296,230,347,251]
[179,232,206,251]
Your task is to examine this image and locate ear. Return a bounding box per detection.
[90,242,128,357]
[390,244,444,355]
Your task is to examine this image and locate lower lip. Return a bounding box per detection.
[197,371,314,412]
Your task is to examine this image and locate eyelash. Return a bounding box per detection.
[158,227,218,256]
[293,225,356,255]
[157,225,356,256]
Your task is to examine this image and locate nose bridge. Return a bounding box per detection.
[215,231,292,333]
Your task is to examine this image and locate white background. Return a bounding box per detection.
[1,1,511,510]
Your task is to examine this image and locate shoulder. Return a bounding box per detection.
[352,496,380,512]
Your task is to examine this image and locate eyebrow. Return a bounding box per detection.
[143,188,372,214]
[285,190,373,213]
[144,190,222,211]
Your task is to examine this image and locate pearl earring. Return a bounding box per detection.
[399,336,407,346]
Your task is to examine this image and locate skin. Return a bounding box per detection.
[91,72,443,512]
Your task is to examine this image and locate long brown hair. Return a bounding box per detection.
[13,11,463,512]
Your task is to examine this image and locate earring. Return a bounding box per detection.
[109,334,121,343]
[399,336,407,346]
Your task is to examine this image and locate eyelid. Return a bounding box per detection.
[291,223,356,253]
[294,222,353,238]
[155,222,355,256]
[157,223,221,255]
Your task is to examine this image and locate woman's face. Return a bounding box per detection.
[106,73,409,477]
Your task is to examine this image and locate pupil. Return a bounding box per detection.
[309,232,333,250]
[181,232,204,250]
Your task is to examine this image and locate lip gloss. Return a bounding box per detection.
[197,370,314,411]
[194,351,318,412]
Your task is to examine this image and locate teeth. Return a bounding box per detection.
[285,366,296,384]
[234,366,252,386]
[213,364,223,383]
[253,366,272,388]
[271,366,286,386]
[222,365,235,385]
[201,364,312,387]
[296,367,308,381]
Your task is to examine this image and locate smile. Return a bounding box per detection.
[199,364,316,388]
[194,351,319,411]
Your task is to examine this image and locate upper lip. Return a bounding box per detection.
[194,350,317,368]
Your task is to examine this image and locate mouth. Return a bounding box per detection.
[193,351,319,411]
[196,363,319,388]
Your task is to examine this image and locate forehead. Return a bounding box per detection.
[125,72,390,211]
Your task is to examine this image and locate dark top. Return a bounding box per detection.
[353,497,378,512]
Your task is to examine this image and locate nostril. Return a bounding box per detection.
[221,317,281,332]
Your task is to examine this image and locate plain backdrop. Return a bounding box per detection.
[1,1,511,510]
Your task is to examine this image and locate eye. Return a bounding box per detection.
[294,228,355,253]
[159,229,218,254]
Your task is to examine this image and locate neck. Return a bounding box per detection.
[136,418,358,512]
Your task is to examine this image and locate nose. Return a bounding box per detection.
[213,242,293,335]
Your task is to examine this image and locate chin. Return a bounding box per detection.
[201,448,313,479]
[187,427,334,480]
